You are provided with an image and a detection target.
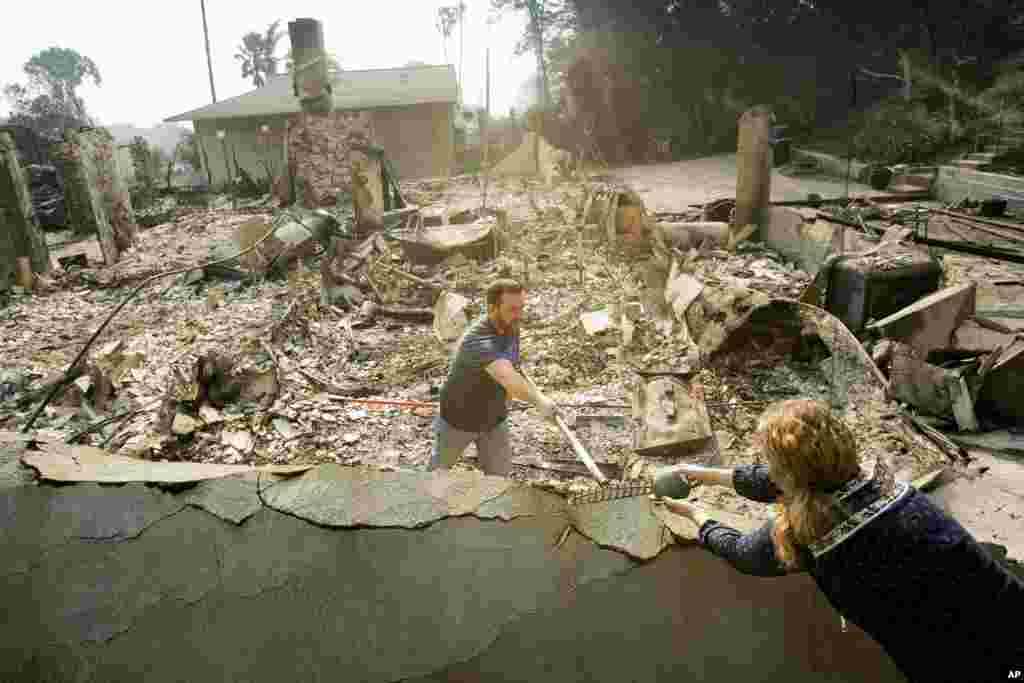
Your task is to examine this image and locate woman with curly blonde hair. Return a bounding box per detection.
[656,399,1024,682]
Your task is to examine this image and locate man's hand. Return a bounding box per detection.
[536,396,560,423]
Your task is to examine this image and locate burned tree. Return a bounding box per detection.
[0,131,51,290]
[562,47,648,165]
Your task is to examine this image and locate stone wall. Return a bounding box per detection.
[54,129,136,264]
[286,110,381,208]
[198,103,452,194]
[0,452,906,683]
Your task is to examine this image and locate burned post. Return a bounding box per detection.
[0,132,51,290]
[734,105,773,233]
[55,128,137,266]
[288,18,333,116]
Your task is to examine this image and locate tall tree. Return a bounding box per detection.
[2,47,101,136]
[492,0,577,102]
[235,20,283,88]
[436,4,467,96]
[436,5,458,63]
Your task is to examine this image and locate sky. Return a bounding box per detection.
[0,0,540,130]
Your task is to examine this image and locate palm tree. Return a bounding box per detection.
[260,21,283,77]
[235,20,283,88]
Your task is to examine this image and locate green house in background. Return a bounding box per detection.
[164,64,459,187]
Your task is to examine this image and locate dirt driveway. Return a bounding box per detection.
[613,153,875,213]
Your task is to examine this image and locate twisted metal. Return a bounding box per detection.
[568,481,653,506]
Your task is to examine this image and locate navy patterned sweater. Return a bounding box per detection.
[699,465,1024,682]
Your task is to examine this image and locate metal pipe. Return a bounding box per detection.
[911,235,1024,264]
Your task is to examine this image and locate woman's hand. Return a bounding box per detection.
[650,495,711,528]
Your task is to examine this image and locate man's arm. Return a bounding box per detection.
[485,359,545,403]
[485,359,555,413]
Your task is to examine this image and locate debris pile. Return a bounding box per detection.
[1,162,1022,531]
[26,164,65,229]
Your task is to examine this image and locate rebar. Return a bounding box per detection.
[569,481,652,506]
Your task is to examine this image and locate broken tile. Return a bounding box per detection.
[867,282,977,355]
[633,376,713,457]
[580,308,614,335]
[221,430,254,453]
[952,319,1016,353]
[887,344,954,418]
[172,413,200,435]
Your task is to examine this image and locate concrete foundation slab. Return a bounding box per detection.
[0,476,905,682]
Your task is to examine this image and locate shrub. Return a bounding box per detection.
[851,99,947,165]
[983,145,1024,175]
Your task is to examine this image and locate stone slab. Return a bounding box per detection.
[183,473,265,524]
[261,465,514,528]
[0,444,35,488]
[21,441,314,484]
[569,496,673,560]
[475,485,569,520]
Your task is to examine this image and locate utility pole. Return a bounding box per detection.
[458,1,466,99]
[482,43,491,210]
[200,0,217,103]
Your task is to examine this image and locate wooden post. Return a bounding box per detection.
[605,192,620,255]
[735,105,773,232]
[14,257,33,288]
[578,191,594,285]
[0,132,51,287]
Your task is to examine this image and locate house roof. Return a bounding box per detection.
[164,64,458,123]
